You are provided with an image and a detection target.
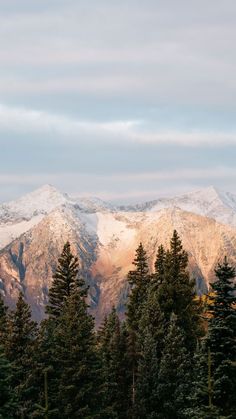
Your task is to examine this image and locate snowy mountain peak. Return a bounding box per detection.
[32,183,60,195]
[0,184,68,223]
[183,185,222,201]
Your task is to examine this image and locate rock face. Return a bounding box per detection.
[0,184,236,325]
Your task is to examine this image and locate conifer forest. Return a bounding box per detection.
[0,231,235,419]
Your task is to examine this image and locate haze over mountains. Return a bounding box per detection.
[1,184,236,324]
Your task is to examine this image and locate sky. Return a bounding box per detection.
[1,0,236,203]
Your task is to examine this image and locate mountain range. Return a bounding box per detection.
[1,184,236,324]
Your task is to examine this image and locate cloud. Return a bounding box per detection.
[0,103,138,137]
[0,1,236,107]
[0,103,236,147]
[0,166,236,203]
[0,166,234,187]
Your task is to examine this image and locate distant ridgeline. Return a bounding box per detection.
[0,184,236,326]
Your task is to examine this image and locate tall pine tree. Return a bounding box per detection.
[157,230,202,351]
[205,258,236,416]
[156,313,193,419]
[32,243,95,417]
[98,307,129,419]
[126,243,150,412]
[0,293,7,344]
[53,288,98,418]
[46,241,85,318]
[5,292,37,417]
[126,243,150,331]
[0,345,16,418]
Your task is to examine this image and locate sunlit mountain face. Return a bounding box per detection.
[1,184,236,325]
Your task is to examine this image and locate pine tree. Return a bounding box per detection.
[29,318,60,418]
[5,292,38,417]
[31,244,88,417]
[156,313,193,419]
[0,293,7,345]
[152,245,166,288]
[157,230,202,351]
[187,258,236,418]
[135,327,160,418]
[0,345,16,418]
[206,257,236,416]
[46,241,85,318]
[185,341,223,419]
[126,243,150,332]
[126,243,150,412]
[98,307,129,419]
[53,289,98,418]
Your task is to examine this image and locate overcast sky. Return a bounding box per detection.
[1,0,236,203]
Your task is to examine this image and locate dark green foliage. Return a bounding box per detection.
[0,233,234,418]
[29,318,61,418]
[156,313,193,419]
[188,258,236,418]
[135,327,160,418]
[46,241,86,318]
[0,294,7,344]
[207,258,236,416]
[31,243,94,417]
[157,230,202,351]
[152,244,166,288]
[52,289,98,418]
[126,242,150,332]
[0,345,16,418]
[5,292,38,417]
[132,232,203,418]
[126,243,151,413]
[98,307,130,419]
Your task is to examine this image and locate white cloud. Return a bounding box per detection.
[0,103,235,147]
[0,1,236,107]
[0,166,235,187]
[0,166,236,203]
[0,103,138,137]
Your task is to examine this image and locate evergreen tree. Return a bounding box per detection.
[206,258,236,416]
[29,318,60,418]
[0,293,7,348]
[157,230,202,351]
[185,343,222,419]
[126,243,150,412]
[156,313,192,419]
[0,345,16,418]
[31,244,88,417]
[126,243,150,332]
[135,327,160,418]
[5,292,38,417]
[0,293,7,345]
[187,258,236,418]
[152,245,166,288]
[98,307,129,419]
[46,241,85,318]
[52,288,98,418]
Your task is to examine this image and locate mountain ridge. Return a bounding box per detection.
[0,184,236,324]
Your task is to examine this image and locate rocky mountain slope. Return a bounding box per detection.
[0,184,236,324]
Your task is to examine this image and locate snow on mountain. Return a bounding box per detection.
[0,184,68,222]
[119,186,236,226]
[1,184,236,324]
[1,183,236,252]
[71,196,116,213]
[0,185,114,249]
[0,184,69,249]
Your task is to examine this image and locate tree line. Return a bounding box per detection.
[0,231,235,418]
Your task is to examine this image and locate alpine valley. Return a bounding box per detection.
[1,184,236,325]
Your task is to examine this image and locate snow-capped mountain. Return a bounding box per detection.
[0,184,236,324]
[119,186,236,226]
